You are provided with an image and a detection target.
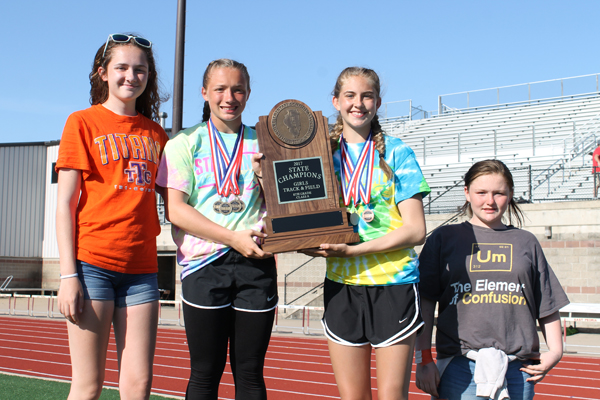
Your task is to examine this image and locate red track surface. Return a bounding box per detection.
[1,316,599,399]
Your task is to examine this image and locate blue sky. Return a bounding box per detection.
[1,1,600,143]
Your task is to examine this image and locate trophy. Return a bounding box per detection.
[255,100,359,253]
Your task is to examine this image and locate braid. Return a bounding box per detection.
[202,101,211,123]
[371,115,393,180]
[330,114,344,153]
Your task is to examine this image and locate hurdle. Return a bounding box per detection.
[11,294,31,316]
[158,300,184,326]
[30,295,53,317]
[0,293,11,315]
[273,304,324,335]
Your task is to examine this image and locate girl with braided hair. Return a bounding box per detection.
[302,67,430,399]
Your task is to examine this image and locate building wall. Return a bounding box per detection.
[41,258,60,289]
[517,201,600,304]
[42,145,60,259]
[0,257,42,288]
[0,144,48,258]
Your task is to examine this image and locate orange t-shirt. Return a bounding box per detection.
[56,105,169,273]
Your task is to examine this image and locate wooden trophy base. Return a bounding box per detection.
[261,210,359,253]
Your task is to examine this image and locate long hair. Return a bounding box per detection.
[460,159,525,227]
[201,59,251,123]
[330,67,393,180]
[89,33,166,121]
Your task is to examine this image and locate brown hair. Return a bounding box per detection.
[330,67,393,180]
[201,59,251,123]
[461,159,525,227]
[89,33,166,121]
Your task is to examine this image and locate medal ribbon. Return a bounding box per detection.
[208,119,245,197]
[340,132,375,206]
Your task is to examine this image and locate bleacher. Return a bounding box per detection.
[382,93,600,213]
[283,75,600,308]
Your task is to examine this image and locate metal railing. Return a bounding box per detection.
[382,99,412,120]
[424,179,465,214]
[283,256,320,305]
[530,114,600,192]
[380,100,434,122]
[438,74,600,116]
[424,165,596,215]
[378,74,600,121]
[0,276,12,290]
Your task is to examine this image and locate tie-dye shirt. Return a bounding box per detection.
[326,135,430,286]
[156,122,266,279]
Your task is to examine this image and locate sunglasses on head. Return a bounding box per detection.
[102,34,152,58]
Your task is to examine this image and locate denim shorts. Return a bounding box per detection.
[438,355,535,400]
[76,260,159,307]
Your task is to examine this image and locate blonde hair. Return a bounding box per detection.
[201,59,250,122]
[330,67,393,180]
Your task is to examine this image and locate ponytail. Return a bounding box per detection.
[202,101,211,123]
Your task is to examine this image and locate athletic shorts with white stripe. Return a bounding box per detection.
[181,249,278,312]
[322,278,423,347]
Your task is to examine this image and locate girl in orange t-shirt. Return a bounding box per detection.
[55,33,168,399]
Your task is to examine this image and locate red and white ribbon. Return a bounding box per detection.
[208,119,245,197]
[340,131,375,206]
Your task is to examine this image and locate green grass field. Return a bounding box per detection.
[0,373,177,399]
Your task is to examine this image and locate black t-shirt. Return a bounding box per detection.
[419,222,569,360]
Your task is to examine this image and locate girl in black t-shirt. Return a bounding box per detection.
[415,160,568,400]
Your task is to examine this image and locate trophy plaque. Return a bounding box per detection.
[256,100,359,253]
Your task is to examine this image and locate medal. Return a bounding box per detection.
[230,197,246,213]
[208,119,245,216]
[219,201,233,215]
[349,212,360,226]
[238,199,246,213]
[361,208,375,223]
[213,199,223,214]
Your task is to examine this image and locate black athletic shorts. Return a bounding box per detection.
[181,249,278,312]
[322,278,423,347]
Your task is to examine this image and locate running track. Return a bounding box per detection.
[0,316,598,399]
